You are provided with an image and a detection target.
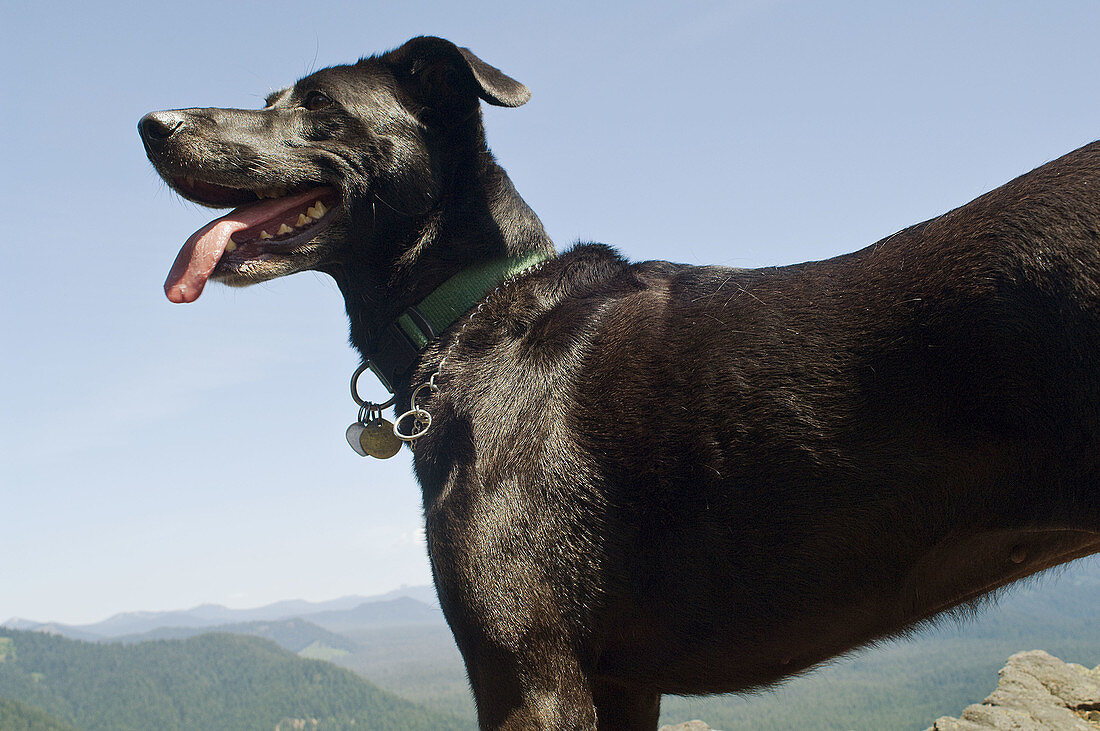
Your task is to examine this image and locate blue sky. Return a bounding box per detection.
[3,1,1099,624]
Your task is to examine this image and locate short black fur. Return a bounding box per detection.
[141,36,1100,730]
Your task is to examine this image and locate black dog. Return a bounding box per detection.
[140,36,1100,730]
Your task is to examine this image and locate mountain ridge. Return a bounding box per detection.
[3,585,441,640]
[112,617,361,655]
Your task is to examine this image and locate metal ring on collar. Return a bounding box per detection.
[411,382,439,409]
[393,408,432,441]
[351,363,396,409]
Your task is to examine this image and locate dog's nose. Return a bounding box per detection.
[139,111,185,144]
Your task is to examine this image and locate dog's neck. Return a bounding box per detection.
[328,131,554,376]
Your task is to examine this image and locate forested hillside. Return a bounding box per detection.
[0,698,76,730]
[0,630,466,731]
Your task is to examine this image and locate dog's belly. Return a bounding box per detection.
[595,527,1100,695]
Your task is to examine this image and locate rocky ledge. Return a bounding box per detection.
[661,650,1099,731]
[926,650,1100,730]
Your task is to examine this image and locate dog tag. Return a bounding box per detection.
[346,422,369,456]
[359,418,402,459]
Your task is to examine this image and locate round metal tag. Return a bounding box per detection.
[360,418,402,459]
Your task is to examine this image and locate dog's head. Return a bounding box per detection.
[139,36,530,304]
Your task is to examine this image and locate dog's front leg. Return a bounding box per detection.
[426,498,606,729]
[456,630,597,730]
[453,620,663,730]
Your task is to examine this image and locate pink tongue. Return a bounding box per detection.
[164,216,246,303]
[163,188,331,303]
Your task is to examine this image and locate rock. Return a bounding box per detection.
[925,650,1100,730]
[660,721,714,731]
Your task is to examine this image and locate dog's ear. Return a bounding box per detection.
[387,36,531,111]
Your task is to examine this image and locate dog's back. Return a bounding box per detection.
[141,38,1099,729]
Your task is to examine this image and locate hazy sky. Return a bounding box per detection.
[4,1,1100,625]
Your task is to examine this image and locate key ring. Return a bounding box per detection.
[351,363,395,410]
[393,382,437,442]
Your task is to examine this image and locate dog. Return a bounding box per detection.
[140,36,1100,730]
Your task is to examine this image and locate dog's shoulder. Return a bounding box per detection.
[554,242,726,295]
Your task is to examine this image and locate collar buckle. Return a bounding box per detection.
[365,309,424,393]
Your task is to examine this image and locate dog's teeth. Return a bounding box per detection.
[278,223,294,235]
[259,230,273,240]
[296,213,312,227]
[314,200,327,215]
[225,240,237,253]
[306,205,322,219]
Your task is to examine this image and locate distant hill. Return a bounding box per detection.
[307,597,445,633]
[336,623,471,716]
[113,617,360,655]
[0,629,466,731]
[1,621,102,642]
[2,585,441,640]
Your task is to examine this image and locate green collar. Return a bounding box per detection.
[367,249,553,392]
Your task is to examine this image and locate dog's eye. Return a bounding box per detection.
[303,91,332,111]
